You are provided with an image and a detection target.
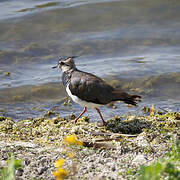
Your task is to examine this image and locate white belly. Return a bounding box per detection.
[66,84,101,108]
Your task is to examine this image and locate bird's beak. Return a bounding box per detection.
[52,65,58,69]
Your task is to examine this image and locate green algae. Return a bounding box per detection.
[17,2,59,12]
[0,112,179,146]
[0,111,179,155]
[106,72,180,98]
[35,2,59,9]
[5,72,11,76]
[0,116,6,121]
[0,83,66,103]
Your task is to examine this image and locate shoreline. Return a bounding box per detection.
[0,111,179,179]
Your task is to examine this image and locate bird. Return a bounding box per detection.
[52,56,141,126]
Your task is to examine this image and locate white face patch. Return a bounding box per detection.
[66,84,102,108]
[61,65,71,72]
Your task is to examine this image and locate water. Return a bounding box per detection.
[0,0,180,121]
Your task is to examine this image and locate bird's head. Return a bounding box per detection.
[52,56,77,72]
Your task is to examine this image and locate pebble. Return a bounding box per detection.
[136,134,149,147]
[38,166,48,175]
[16,168,24,176]
[24,159,31,166]
[132,154,147,165]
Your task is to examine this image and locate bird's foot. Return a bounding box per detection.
[71,119,78,124]
[97,121,107,127]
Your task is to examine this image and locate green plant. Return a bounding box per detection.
[138,162,162,180]
[138,141,180,180]
[0,156,23,180]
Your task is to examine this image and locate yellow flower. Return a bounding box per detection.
[54,158,64,168]
[67,152,75,159]
[64,135,83,146]
[150,104,155,116]
[52,168,68,180]
[53,159,68,180]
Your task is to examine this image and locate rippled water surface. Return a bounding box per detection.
[0,0,180,121]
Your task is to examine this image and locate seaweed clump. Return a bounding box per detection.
[106,115,151,134]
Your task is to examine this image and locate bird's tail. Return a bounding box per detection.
[112,90,141,106]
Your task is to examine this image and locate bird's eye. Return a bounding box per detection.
[59,61,69,66]
[59,61,66,66]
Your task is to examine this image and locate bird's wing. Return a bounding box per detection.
[111,90,141,106]
[69,71,114,104]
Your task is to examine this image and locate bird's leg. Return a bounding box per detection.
[73,107,87,123]
[95,108,107,126]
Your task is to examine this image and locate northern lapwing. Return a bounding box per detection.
[52,57,141,125]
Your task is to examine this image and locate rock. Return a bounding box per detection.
[132,154,147,165]
[38,166,48,175]
[24,159,31,166]
[13,141,38,148]
[40,157,47,165]
[136,133,149,147]
[16,168,24,176]
[0,160,6,167]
